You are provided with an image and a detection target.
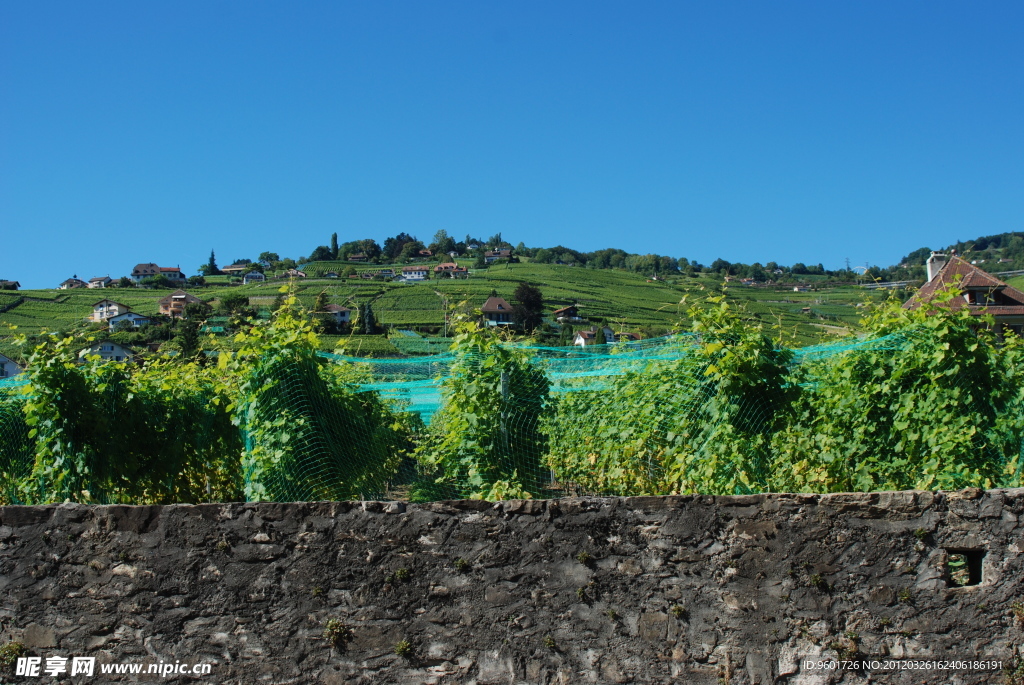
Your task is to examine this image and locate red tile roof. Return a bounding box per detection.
[905,256,1024,314]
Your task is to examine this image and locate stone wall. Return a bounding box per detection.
[1,490,1023,684]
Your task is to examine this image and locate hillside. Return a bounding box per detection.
[0,263,888,361]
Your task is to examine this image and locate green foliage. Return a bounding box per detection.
[225,290,413,501]
[413,318,550,500]
[770,289,1024,492]
[15,333,241,504]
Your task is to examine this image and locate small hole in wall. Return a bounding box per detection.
[946,549,984,587]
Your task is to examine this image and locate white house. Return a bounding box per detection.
[574,327,616,347]
[108,311,153,329]
[243,271,266,285]
[90,299,131,323]
[59,278,87,290]
[323,304,351,324]
[481,296,514,326]
[399,266,429,282]
[87,276,112,289]
[484,249,512,264]
[79,341,135,363]
[0,353,23,378]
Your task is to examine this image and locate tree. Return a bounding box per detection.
[200,250,220,277]
[511,282,544,333]
[187,275,206,287]
[308,245,334,262]
[118,276,133,288]
[218,293,254,319]
[258,252,280,266]
[383,233,416,261]
[330,233,339,259]
[430,230,456,255]
[474,251,486,269]
[398,240,427,261]
[594,327,607,345]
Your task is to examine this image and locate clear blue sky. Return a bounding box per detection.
[2,2,1022,288]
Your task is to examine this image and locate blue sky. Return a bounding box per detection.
[2,2,1022,288]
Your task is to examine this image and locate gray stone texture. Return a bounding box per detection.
[0,490,1023,683]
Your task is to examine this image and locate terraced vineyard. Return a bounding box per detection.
[0,264,888,360]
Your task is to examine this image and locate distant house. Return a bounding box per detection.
[59,278,88,290]
[573,327,617,347]
[90,299,131,323]
[158,290,207,318]
[552,305,584,323]
[243,272,266,285]
[793,286,810,293]
[220,262,251,275]
[79,341,135,363]
[0,353,23,378]
[348,253,368,262]
[324,272,339,279]
[0,280,19,291]
[904,253,1024,337]
[481,296,514,326]
[131,263,186,283]
[434,262,458,273]
[323,304,351,324]
[416,249,433,259]
[434,263,468,279]
[278,269,307,279]
[484,249,512,264]
[449,267,469,279]
[400,266,428,281]
[87,276,112,289]
[108,312,153,329]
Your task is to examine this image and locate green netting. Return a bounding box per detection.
[2,306,1023,504]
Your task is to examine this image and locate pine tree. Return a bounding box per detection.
[330,233,339,259]
[206,250,220,276]
[595,327,607,345]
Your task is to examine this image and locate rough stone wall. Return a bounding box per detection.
[1,490,1023,684]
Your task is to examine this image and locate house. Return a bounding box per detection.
[87,276,112,289]
[278,269,306,279]
[348,253,368,262]
[59,278,88,290]
[0,353,23,378]
[434,262,458,273]
[481,296,514,326]
[484,249,512,264]
[323,304,351,324]
[324,272,339,279]
[400,266,429,281]
[131,263,186,283]
[158,290,207,318]
[243,271,266,285]
[449,267,469,279]
[90,299,131,322]
[903,253,1024,336]
[416,249,433,259]
[552,305,584,323]
[79,341,135,363]
[434,263,468,279]
[793,286,810,292]
[574,327,612,347]
[220,262,251,275]
[0,280,20,290]
[108,311,153,329]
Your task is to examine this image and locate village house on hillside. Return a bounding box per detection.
[552,305,585,323]
[904,252,1024,336]
[322,304,351,325]
[131,263,186,283]
[433,263,468,279]
[243,271,266,285]
[158,290,207,318]
[484,249,512,264]
[87,276,112,289]
[90,299,131,323]
[220,262,251,275]
[0,353,23,378]
[277,269,306,279]
[108,311,153,329]
[79,341,134,363]
[481,296,513,326]
[400,266,429,282]
[0,280,19,291]
[574,327,642,347]
[59,277,87,290]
